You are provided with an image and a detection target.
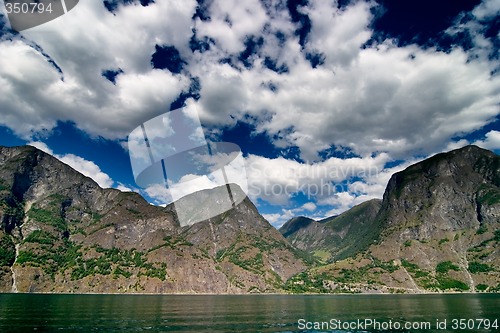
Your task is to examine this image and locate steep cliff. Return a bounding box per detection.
[0,146,308,293]
[284,146,500,293]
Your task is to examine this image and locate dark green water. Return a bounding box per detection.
[0,293,498,332]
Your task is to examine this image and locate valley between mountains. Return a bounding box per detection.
[0,145,499,294]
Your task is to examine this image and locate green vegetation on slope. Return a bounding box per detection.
[17,235,168,282]
[436,261,460,274]
[0,234,15,266]
[284,258,399,294]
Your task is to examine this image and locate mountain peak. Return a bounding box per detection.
[280,216,315,238]
[280,146,499,293]
[280,199,382,262]
[0,145,308,294]
[383,145,499,221]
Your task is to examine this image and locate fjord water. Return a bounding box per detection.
[0,294,498,332]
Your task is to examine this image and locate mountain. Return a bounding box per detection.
[280,199,381,262]
[284,145,500,293]
[279,199,381,262]
[0,145,309,293]
[280,216,315,238]
[2,144,498,294]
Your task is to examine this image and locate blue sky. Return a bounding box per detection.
[0,0,499,227]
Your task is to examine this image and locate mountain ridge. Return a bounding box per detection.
[0,145,309,293]
[1,144,499,294]
[282,145,500,293]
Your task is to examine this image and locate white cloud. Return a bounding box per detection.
[2,0,499,219]
[472,0,500,19]
[144,183,173,204]
[195,0,268,54]
[262,202,318,228]
[27,141,54,155]
[190,0,499,162]
[322,192,358,217]
[473,130,500,150]
[2,0,498,159]
[301,202,317,212]
[304,0,373,68]
[246,150,423,219]
[59,154,115,188]
[0,1,194,139]
[116,183,133,192]
[262,213,282,226]
[446,139,471,151]
[246,152,390,205]
[28,141,115,188]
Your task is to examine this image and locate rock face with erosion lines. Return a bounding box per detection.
[0,145,309,294]
[281,146,500,293]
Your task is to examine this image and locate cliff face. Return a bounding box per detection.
[0,146,308,294]
[379,145,499,233]
[366,145,500,292]
[283,146,500,293]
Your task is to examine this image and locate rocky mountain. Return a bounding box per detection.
[0,145,309,294]
[1,144,498,295]
[280,199,382,262]
[283,145,500,293]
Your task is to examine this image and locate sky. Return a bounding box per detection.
[0,0,499,228]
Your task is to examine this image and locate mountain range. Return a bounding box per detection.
[0,145,309,293]
[281,145,500,293]
[0,144,499,293]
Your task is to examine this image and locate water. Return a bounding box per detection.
[0,294,498,332]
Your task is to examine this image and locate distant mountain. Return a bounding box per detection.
[284,145,500,293]
[280,216,315,238]
[0,146,309,294]
[280,199,381,262]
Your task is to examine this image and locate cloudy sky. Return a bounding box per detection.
[0,0,499,227]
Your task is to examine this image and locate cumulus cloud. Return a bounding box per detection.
[262,213,283,226]
[28,141,115,188]
[2,0,499,217]
[116,183,134,192]
[144,183,173,204]
[304,0,373,68]
[190,0,499,161]
[472,0,500,20]
[194,0,268,54]
[0,1,194,139]
[443,131,500,152]
[474,130,500,150]
[2,0,498,156]
[245,152,390,204]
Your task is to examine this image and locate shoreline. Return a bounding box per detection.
[1,291,498,296]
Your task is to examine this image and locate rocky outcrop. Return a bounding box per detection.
[0,146,308,294]
[366,145,500,292]
[284,146,500,293]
